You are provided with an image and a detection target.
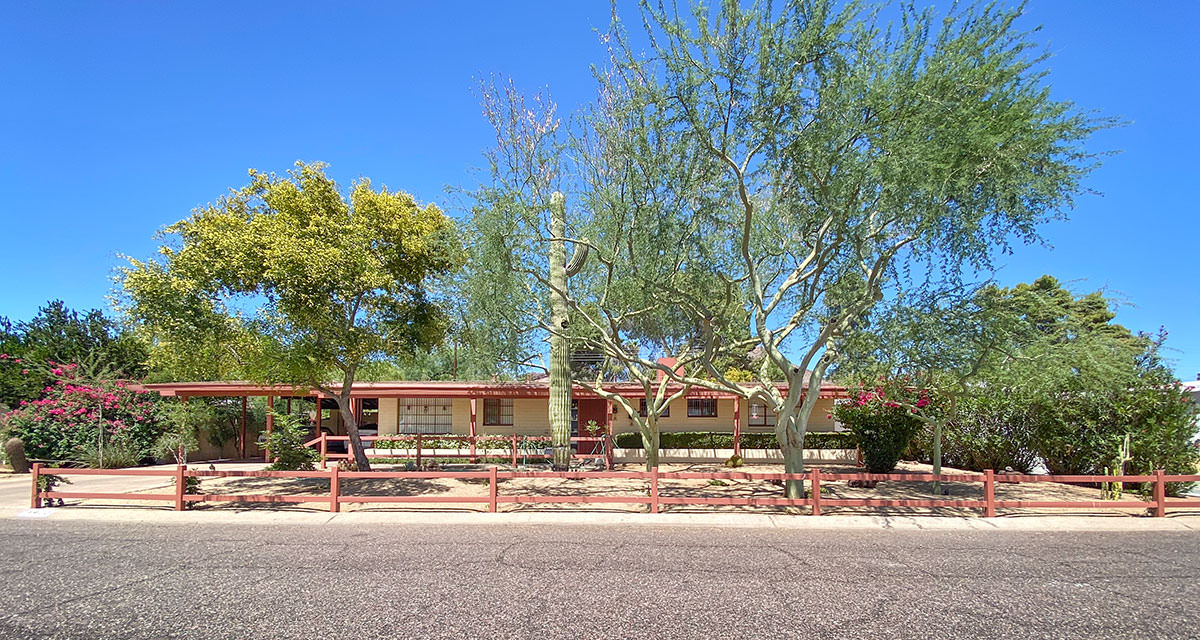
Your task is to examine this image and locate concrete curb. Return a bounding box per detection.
[4,506,1198,531]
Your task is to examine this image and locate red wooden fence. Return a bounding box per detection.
[28,463,1200,517]
[306,433,615,469]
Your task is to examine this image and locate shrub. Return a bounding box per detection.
[265,412,320,471]
[835,391,923,473]
[906,395,1040,473]
[612,431,854,450]
[78,437,143,469]
[1,372,165,462]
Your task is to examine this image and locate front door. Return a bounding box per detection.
[574,399,608,454]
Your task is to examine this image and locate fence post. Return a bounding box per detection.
[1154,469,1166,518]
[810,468,821,516]
[984,469,996,518]
[30,462,41,509]
[320,432,328,468]
[329,464,340,513]
[650,466,660,514]
[416,433,423,469]
[511,434,518,468]
[489,465,498,513]
[174,464,186,511]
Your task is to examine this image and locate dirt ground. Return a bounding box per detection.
[165,460,1200,517]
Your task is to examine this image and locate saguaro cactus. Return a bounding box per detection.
[548,192,588,470]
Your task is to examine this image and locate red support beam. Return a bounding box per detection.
[329,464,340,513]
[810,468,822,516]
[30,462,41,509]
[173,465,186,511]
[265,396,274,462]
[1154,469,1166,517]
[469,397,478,462]
[488,465,498,512]
[239,396,248,459]
[605,401,614,470]
[733,397,741,457]
[650,466,660,513]
[984,469,996,517]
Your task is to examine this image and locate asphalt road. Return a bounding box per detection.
[0,519,1196,639]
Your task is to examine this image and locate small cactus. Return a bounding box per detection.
[724,454,744,468]
[4,437,29,474]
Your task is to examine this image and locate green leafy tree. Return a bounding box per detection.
[121,162,461,471]
[588,0,1109,497]
[0,301,148,406]
[836,283,1035,488]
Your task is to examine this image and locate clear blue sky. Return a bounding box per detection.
[1,2,1197,379]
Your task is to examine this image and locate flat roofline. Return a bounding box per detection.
[132,379,848,400]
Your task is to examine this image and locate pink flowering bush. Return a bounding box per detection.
[0,364,166,462]
[834,386,927,473]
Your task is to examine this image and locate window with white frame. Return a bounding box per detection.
[483,398,513,426]
[396,398,452,434]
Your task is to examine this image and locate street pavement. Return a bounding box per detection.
[0,516,1196,639]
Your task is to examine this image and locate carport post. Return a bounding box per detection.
[469,397,478,462]
[510,434,518,468]
[265,396,274,462]
[732,397,741,457]
[416,433,423,468]
[239,396,248,459]
[605,401,614,470]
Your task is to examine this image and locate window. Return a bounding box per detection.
[359,398,379,428]
[687,398,718,418]
[748,402,775,427]
[397,398,452,434]
[638,399,670,418]
[483,398,513,426]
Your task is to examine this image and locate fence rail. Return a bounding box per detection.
[303,433,615,469]
[28,463,1200,517]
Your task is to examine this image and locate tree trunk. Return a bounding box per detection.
[337,392,371,471]
[781,426,807,499]
[548,192,572,471]
[641,416,660,472]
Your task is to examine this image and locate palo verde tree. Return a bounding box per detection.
[467,79,750,470]
[121,162,460,470]
[597,0,1110,496]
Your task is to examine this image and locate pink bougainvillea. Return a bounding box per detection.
[2,363,165,461]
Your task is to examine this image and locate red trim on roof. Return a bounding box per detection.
[132,379,848,399]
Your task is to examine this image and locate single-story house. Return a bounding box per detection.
[137,377,849,461]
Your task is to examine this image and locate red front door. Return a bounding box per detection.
[575,399,608,454]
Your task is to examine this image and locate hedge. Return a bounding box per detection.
[612,431,853,450]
